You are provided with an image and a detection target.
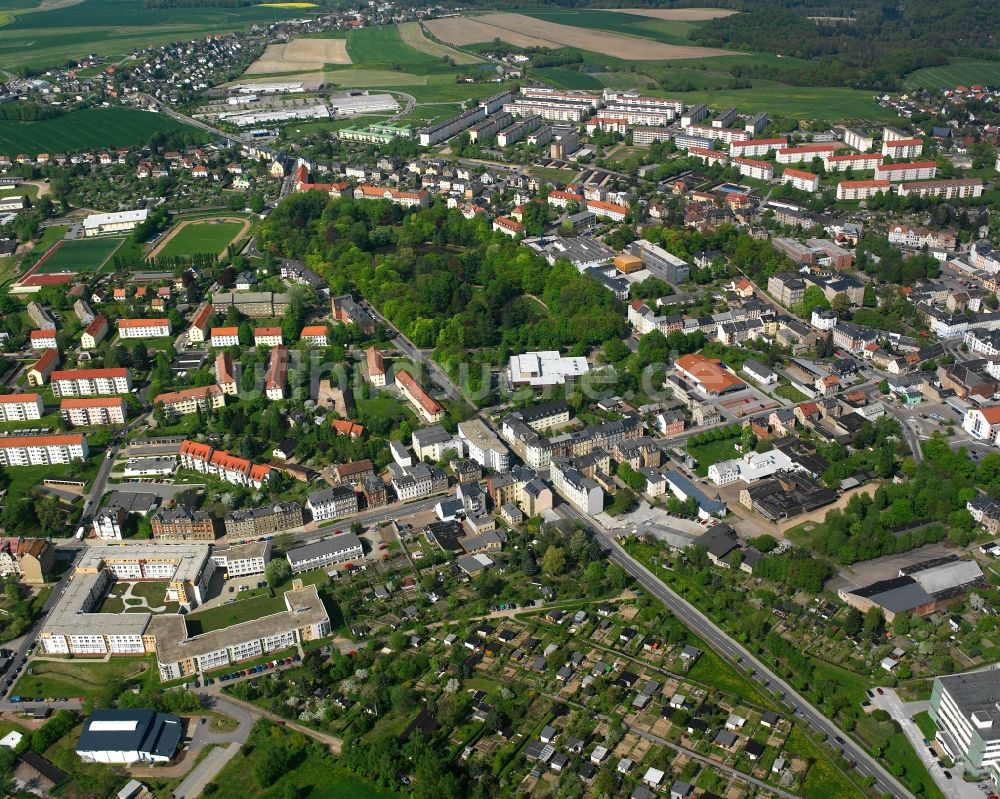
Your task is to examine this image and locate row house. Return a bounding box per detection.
[887,225,956,251]
[179,439,271,488]
[897,178,983,199]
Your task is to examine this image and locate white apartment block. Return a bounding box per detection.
[253,327,283,347]
[776,144,838,164]
[836,180,891,201]
[61,398,127,426]
[211,542,270,579]
[824,153,883,172]
[156,386,225,416]
[843,127,874,152]
[458,419,511,473]
[602,90,682,114]
[550,458,603,515]
[210,327,240,348]
[118,318,172,339]
[0,434,89,467]
[605,108,674,126]
[503,100,586,123]
[684,124,748,144]
[881,138,923,158]
[688,147,728,167]
[733,157,773,181]
[897,179,983,199]
[729,137,785,157]
[887,225,956,251]
[781,168,819,193]
[51,368,132,397]
[930,672,1000,778]
[587,200,629,222]
[0,393,44,422]
[874,161,937,182]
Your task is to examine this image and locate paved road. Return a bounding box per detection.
[886,404,924,463]
[556,504,915,799]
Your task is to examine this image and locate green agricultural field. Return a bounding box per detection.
[157,220,245,259]
[904,60,1000,90]
[29,236,124,273]
[343,25,454,70]
[0,108,199,158]
[671,84,898,121]
[521,9,707,46]
[0,0,314,71]
[532,66,604,90]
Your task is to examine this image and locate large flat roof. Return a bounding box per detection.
[937,671,1000,742]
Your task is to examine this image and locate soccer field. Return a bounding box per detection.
[31,237,124,274]
[155,220,248,259]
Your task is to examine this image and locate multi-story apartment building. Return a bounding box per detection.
[729,137,786,157]
[366,346,386,387]
[688,147,728,167]
[60,397,127,427]
[824,153,883,172]
[210,541,269,579]
[486,465,553,518]
[781,168,819,193]
[51,368,132,397]
[503,100,587,123]
[550,457,603,515]
[81,315,109,349]
[29,329,58,350]
[286,534,364,574]
[331,294,376,335]
[684,123,748,144]
[732,157,774,181]
[215,352,238,395]
[210,327,240,348]
[118,318,172,339]
[0,434,89,467]
[874,161,937,182]
[497,115,541,146]
[354,185,430,208]
[776,143,839,164]
[458,419,511,473]
[632,127,673,145]
[299,325,328,347]
[306,486,359,521]
[395,369,444,423]
[767,274,806,307]
[587,199,630,222]
[0,393,44,422]
[265,346,288,400]
[0,537,54,584]
[836,179,891,201]
[842,127,874,152]
[389,462,448,501]
[155,385,225,416]
[27,348,59,386]
[253,327,283,347]
[887,225,956,251]
[930,671,1000,778]
[881,137,923,159]
[224,502,304,539]
[153,585,329,680]
[417,105,487,146]
[896,179,983,199]
[506,400,571,432]
[212,292,290,319]
[187,302,213,344]
[412,424,461,463]
[151,506,217,542]
[179,439,272,489]
[362,474,388,508]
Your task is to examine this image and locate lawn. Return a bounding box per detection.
[855,714,945,799]
[686,435,742,477]
[775,383,811,403]
[913,710,938,740]
[12,657,152,701]
[210,720,399,799]
[157,220,246,259]
[532,66,604,90]
[28,236,124,273]
[184,592,288,635]
[0,108,201,158]
[686,647,776,710]
[527,166,578,185]
[787,728,868,799]
[904,60,1000,90]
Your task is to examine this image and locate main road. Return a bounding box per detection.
[557,503,915,799]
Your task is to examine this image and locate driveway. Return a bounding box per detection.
[871,687,985,799]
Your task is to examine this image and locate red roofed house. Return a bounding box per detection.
[492,216,524,238]
[29,329,58,351]
[674,354,744,397]
[27,349,60,387]
[331,419,365,438]
[366,346,386,387]
[395,369,444,423]
[963,405,1000,445]
[300,325,328,347]
[187,302,214,344]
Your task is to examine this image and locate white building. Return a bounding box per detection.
[305,486,359,522]
[930,671,1000,778]
[211,541,270,579]
[51,368,132,397]
[708,449,802,486]
[75,710,183,764]
[508,351,590,388]
[61,397,127,426]
[0,434,89,466]
[732,157,773,181]
[286,533,364,573]
[781,168,819,193]
[210,327,240,348]
[0,393,44,422]
[836,180,891,201]
[550,458,603,515]
[118,319,171,339]
[881,137,923,159]
[458,419,511,473]
[82,209,148,238]
[874,161,936,182]
[963,406,1000,446]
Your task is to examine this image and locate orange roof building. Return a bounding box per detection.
[674,354,744,396]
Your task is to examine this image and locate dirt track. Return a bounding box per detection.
[146,217,251,261]
[246,38,351,74]
[611,8,738,20]
[427,13,736,60]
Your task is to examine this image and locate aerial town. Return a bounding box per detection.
[2,2,1000,799]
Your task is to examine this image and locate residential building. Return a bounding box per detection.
[299,325,328,346]
[81,316,109,349]
[151,507,216,542]
[306,486,359,522]
[0,393,44,422]
[742,359,778,386]
[836,179,891,201]
[458,419,511,473]
[211,541,269,578]
[768,273,806,306]
[353,185,429,208]
[60,397,126,426]
[155,385,224,416]
[187,302,213,344]
[732,157,773,181]
[0,537,54,584]
[118,319,171,339]
[412,425,461,462]
[0,434,88,467]
[286,533,364,573]
[27,349,59,386]
[210,327,239,348]
[781,168,819,193]
[395,369,444,423]
[963,406,1000,446]
[930,671,1000,778]
[215,352,237,395]
[366,346,386,386]
[875,161,937,182]
[264,346,288,400]
[29,329,58,350]
[51,367,131,397]
[224,502,303,539]
[179,440,271,489]
[550,457,603,515]
[881,137,923,158]
[897,178,983,199]
[331,295,376,336]
[253,327,283,347]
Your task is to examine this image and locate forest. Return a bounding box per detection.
[259,193,626,383]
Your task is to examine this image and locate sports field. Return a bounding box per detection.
[30,236,124,274]
[152,219,248,260]
[903,61,1000,90]
[0,108,198,157]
